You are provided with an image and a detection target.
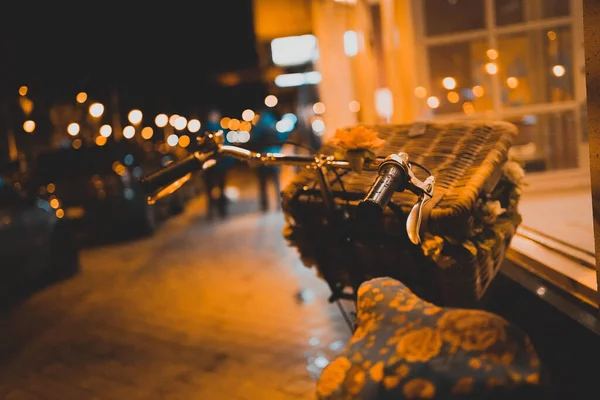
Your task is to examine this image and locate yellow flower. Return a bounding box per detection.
[317,356,352,398]
[369,361,384,382]
[503,161,526,186]
[396,327,443,363]
[402,378,436,399]
[344,365,366,395]
[329,126,386,150]
[437,309,508,352]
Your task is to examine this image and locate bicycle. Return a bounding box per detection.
[139,129,546,399]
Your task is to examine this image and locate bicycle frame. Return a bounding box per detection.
[143,130,435,302]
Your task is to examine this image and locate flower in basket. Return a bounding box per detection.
[329,126,386,173]
[503,161,526,187]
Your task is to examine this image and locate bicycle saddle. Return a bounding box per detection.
[317,278,543,400]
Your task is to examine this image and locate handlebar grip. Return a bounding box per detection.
[355,157,408,221]
[138,152,207,195]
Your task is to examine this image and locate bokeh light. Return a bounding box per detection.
[76,92,88,103]
[174,116,187,131]
[178,135,191,147]
[265,95,278,107]
[95,136,107,146]
[23,120,35,133]
[187,119,201,133]
[141,127,154,139]
[167,134,179,146]
[242,109,255,122]
[313,102,326,114]
[89,103,104,117]
[426,96,440,109]
[155,114,168,127]
[128,109,143,124]
[100,124,112,137]
[67,122,80,136]
[123,125,135,139]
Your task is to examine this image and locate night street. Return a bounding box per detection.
[0,169,351,400]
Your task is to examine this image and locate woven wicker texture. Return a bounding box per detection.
[281,121,522,307]
[283,120,518,238]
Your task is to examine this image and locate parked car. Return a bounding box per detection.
[26,145,159,242]
[0,176,79,294]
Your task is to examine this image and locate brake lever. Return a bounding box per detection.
[405,165,435,245]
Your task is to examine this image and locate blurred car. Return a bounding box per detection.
[27,145,159,241]
[0,176,79,294]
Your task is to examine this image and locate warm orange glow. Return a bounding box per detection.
[56,209,65,219]
[220,117,231,129]
[19,86,28,96]
[506,77,519,89]
[472,86,484,97]
[89,102,104,117]
[50,198,60,209]
[72,139,82,149]
[47,183,55,193]
[23,120,35,133]
[67,122,80,136]
[240,121,252,131]
[547,31,557,41]
[486,49,498,60]
[228,118,241,130]
[178,135,191,147]
[552,65,566,77]
[414,86,427,98]
[155,114,168,127]
[485,63,498,75]
[95,136,107,146]
[463,102,475,114]
[349,100,361,112]
[141,127,154,139]
[76,92,88,103]
[447,91,459,103]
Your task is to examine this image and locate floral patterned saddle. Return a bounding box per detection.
[317,277,544,400]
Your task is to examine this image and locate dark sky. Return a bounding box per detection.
[1,2,261,116]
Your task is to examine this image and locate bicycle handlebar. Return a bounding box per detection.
[138,130,435,244]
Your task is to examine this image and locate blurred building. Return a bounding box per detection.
[252,0,587,178]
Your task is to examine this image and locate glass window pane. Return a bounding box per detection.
[506,110,579,172]
[542,0,570,19]
[495,0,571,26]
[426,39,494,115]
[497,27,574,107]
[495,0,525,26]
[423,0,485,36]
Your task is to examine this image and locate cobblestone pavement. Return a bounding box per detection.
[0,168,351,399]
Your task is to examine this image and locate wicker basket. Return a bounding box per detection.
[281,121,524,307]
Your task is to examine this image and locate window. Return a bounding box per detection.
[414,0,596,306]
[416,0,585,174]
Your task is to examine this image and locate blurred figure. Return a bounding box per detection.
[248,109,287,212]
[202,109,233,219]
